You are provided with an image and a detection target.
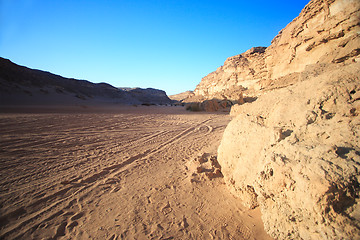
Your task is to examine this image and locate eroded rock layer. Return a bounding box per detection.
[192,47,267,101]
[215,0,360,239]
[218,63,360,239]
[190,0,360,102]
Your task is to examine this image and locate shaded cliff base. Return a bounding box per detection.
[183,95,257,113]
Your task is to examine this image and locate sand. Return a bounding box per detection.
[0,105,271,239]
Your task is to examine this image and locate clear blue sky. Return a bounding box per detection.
[1,0,309,95]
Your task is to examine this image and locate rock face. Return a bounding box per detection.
[214,0,360,239]
[121,87,171,105]
[265,0,360,80]
[190,0,360,102]
[185,99,232,112]
[169,91,194,102]
[218,63,360,239]
[191,47,267,102]
[0,58,172,106]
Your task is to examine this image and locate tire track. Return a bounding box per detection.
[0,115,216,239]
[0,127,176,196]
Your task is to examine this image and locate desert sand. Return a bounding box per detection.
[0,105,272,239]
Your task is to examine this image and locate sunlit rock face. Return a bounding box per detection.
[216,0,360,239]
[190,0,360,104]
[218,63,360,239]
[192,47,267,102]
[265,0,360,80]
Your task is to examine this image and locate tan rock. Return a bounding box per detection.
[190,47,267,101]
[190,0,360,103]
[238,92,245,105]
[265,0,360,80]
[210,0,360,238]
[201,99,220,112]
[218,62,360,239]
[185,99,232,112]
[169,91,194,102]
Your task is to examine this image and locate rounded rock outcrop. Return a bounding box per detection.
[218,62,360,239]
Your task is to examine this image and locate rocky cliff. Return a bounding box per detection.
[191,47,267,102]
[219,62,360,239]
[0,58,172,106]
[190,0,360,102]
[265,0,360,80]
[169,91,194,102]
[214,0,360,239]
[120,87,172,105]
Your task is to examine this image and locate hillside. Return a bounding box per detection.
[0,58,172,106]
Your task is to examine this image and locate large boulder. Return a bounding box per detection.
[185,99,232,112]
[218,62,360,239]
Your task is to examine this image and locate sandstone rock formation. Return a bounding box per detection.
[120,87,172,105]
[190,47,266,102]
[218,63,360,239]
[214,0,360,239]
[169,91,194,102]
[189,0,360,103]
[185,99,232,112]
[265,0,360,80]
[0,58,172,106]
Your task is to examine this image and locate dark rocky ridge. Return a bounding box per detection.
[0,57,172,106]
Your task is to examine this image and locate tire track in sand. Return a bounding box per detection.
[0,117,216,239]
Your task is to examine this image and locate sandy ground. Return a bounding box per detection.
[0,106,272,239]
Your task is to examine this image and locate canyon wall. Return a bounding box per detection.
[190,0,360,103]
[214,0,360,239]
[192,47,267,101]
[265,0,360,80]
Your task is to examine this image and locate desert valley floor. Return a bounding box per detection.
[0,106,271,240]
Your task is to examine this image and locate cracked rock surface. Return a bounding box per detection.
[218,62,360,239]
[216,0,360,238]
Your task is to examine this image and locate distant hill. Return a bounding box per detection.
[0,57,172,106]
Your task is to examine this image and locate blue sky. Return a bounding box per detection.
[1,0,309,95]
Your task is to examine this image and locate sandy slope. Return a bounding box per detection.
[0,106,271,240]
